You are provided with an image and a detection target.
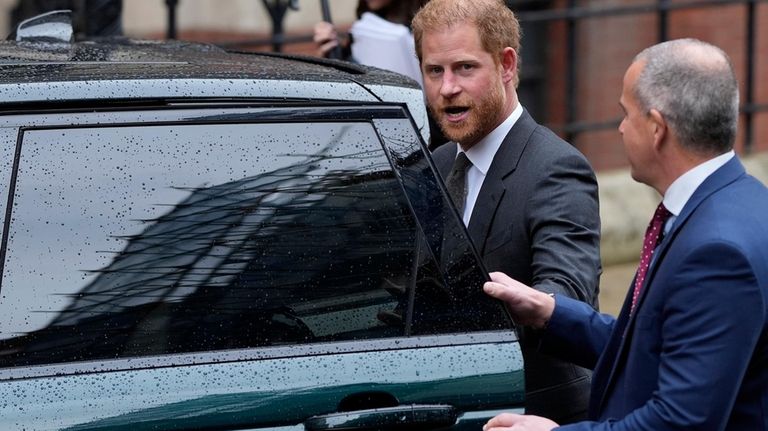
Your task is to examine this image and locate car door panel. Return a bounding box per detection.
[1,337,521,430]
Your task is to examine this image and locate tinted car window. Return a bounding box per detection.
[0,109,508,368]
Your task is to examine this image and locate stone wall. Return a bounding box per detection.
[596,152,768,315]
[598,152,768,267]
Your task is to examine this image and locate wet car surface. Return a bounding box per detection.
[0,13,524,431]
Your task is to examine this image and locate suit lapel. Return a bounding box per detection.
[467,110,537,252]
[631,156,746,315]
[591,156,747,417]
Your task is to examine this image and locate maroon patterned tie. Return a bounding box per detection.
[631,203,672,312]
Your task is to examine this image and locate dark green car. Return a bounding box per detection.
[0,12,523,430]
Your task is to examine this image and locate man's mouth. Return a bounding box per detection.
[444,106,470,122]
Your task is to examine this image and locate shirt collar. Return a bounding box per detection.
[456,103,523,175]
[663,150,735,216]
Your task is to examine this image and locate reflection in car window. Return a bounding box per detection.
[373,118,511,335]
[0,117,506,368]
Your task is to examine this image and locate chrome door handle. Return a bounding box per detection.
[305,404,457,430]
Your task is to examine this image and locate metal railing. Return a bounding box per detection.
[164,0,301,52]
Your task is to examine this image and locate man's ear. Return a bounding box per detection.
[500,47,517,84]
[648,108,667,151]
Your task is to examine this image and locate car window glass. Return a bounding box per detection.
[1,121,426,367]
[0,113,510,369]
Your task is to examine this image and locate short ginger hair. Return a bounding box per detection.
[412,0,522,85]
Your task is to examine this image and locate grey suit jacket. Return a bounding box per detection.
[432,110,602,422]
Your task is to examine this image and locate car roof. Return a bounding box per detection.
[0,38,417,87]
[0,37,429,141]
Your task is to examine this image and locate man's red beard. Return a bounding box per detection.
[430,83,504,149]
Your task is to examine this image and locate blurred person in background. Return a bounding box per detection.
[313,0,425,69]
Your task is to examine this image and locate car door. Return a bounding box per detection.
[0,103,524,430]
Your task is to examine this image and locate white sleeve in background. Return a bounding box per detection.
[350,12,423,88]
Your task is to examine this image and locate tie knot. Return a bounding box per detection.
[452,152,473,173]
[653,202,672,224]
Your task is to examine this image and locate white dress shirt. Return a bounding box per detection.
[455,103,524,226]
[661,150,735,234]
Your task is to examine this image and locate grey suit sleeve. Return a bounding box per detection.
[526,150,601,306]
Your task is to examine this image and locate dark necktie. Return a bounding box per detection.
[631,202,672,312]
[441,152,473,269]
[445,152,473,216]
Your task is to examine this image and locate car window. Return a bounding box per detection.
[0,110,509,369]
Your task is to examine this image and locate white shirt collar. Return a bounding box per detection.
[663,150,735,216]
[452,103,523,225]
[457,103,523,174]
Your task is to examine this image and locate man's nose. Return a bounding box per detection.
[440,72,461,98]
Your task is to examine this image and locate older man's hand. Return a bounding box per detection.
[483,412,559,431]
[483,271,555,329]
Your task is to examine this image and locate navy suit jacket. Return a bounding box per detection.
[543,157,768,430]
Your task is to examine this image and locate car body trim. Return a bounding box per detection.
[0,330,518,380]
